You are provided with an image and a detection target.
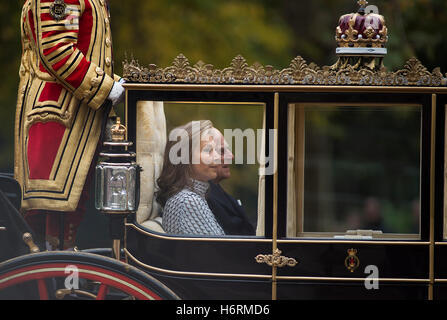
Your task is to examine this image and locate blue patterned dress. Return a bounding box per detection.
[162,180,225,236]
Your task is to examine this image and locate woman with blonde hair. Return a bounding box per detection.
[156,120,225,236]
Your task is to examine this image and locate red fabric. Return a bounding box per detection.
[77,0,93,56]
[65,58,90,88]
[36,0,92,91]
[43,42,71,56]
[24,151,98,250]
[27,122,66,180]
[40,13,57,21]
[38,82,63,102]
[39,62,49,74]
[28,10,36,43]
[42,29,78,39]
[52,54,72,71]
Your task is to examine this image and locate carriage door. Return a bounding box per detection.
[270,91,434,299]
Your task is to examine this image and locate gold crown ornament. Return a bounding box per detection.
[110,117,127,142]
[335,0,388,57]
[332,0,388,70]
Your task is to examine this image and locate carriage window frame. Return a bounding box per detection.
[444,103,447,240]
[286,102,423,240]
[131,99,269,239]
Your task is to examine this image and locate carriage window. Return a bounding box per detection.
[287,103,421,239]
[135,101,265,238]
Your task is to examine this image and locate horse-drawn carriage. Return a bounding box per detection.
[2,1,447,300]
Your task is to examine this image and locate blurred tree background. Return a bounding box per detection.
[1,0,446,242]
[2,0,446,172]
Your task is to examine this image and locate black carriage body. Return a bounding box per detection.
[3,55,447,300]
[122,73,447,300]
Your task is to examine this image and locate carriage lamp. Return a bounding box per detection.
[95,117,141,260]
[95,117,141,214]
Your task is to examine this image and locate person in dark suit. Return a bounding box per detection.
[206,129,255,236]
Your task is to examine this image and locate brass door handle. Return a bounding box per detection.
[255,249,298,268]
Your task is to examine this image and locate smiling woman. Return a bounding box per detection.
[156,120,226,236]
[161,102,265,231]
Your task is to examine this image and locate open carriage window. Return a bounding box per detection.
[287,103,422,240]
[134,101,266,238]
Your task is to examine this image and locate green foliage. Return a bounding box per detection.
[382,200,419,234]
[111,0,294,71]
[0,1,22,171]
[3,0,447,171]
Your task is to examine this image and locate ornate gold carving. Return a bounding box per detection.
[335,19,387,48]
[255,249,298,268]
[363,26,375,39]
[395,57,443,86]
[123,54,445,87]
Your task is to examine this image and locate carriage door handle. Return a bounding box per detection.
[255,249,298,268]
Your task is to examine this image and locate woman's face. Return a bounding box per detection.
[210,128,234,183]
[190,135,220,182]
